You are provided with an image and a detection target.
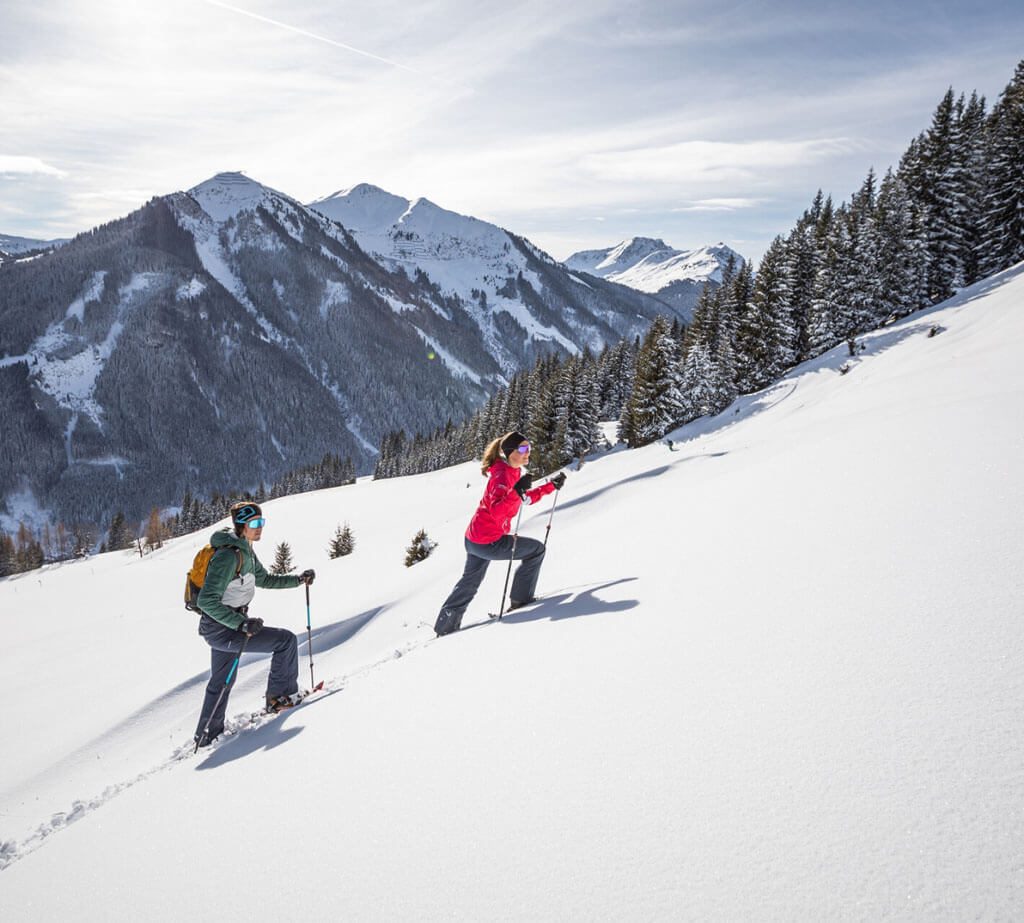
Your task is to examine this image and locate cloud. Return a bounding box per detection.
[673,198,767,212]
[0,156,66,177]
[578,138,859,186]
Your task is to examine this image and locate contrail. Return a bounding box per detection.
[202,0,422,74]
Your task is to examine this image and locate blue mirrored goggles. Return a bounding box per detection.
[516,442,531,454]
[246,517,267,529]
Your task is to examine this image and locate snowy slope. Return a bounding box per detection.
[1,266,1023,919]
[309,183,584,353]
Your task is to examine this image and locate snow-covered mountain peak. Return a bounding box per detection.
[306,182,656,365]
[309,184,411,232]
[604,236,671,269]
[565,237,745,303]
[188,171,286,223]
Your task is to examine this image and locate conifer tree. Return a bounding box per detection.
[107,511,136,551]
[876,170,930,319]
[624,316,685,445]
[598,339,637,423]
[920,89,969,301]
[786,217,822,360]
[272,540,295,574]
[979,60,1024,276]
[404,529,436,567]
[958,91,989,286]
[328,523,354,559]
[735,236,796,393]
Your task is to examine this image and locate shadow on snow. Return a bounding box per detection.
[500,577,640,625]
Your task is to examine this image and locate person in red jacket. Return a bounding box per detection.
[434,430,565,636]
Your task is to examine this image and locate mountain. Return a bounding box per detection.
[0,173,670,530]
[1,264,1021,918]
[0,233,68,259]
[566,237,744,319]
[308,184,680,366]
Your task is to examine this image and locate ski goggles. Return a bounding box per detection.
[247,517,267,529]
[516,442,531,454]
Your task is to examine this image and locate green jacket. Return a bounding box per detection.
[197,528,300,630]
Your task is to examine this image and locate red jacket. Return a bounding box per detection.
[465,460,556,544]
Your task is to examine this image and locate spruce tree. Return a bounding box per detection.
[272,541,295,574]
[404,529,436,567]
[328,523,354,559]
[980,60,1024,276]
[735,236,795,393]
[107,511,136,551]
[626,316,685,445]
[921,89,969,301]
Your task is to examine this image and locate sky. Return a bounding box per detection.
[1,0,1022,264]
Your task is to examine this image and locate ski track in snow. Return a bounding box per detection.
[0,579,624,872]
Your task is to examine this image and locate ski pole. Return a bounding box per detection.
[497,504,525,621]
[304,582,315,690]
[195,633,249,754]
[543,484,561,548]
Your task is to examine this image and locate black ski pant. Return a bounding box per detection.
[434,534,546,634]
[194,614,298,742]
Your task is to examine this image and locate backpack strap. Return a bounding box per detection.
[212,546,245,580]
[225,547,244,580]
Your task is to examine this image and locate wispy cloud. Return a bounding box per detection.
[0,156,66,177]
[200,0,423,74]
[579,138,860,186]
[673,198,767,212]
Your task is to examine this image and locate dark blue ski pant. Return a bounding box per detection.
[435,535,546,634]
[194,614,298,741]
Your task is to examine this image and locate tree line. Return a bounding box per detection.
[0,452,356,576]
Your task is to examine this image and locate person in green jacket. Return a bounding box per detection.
[193,501,315,748]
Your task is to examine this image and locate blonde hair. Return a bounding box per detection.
[481,432,515,475]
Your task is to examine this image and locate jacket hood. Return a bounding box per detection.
[210,527,248,550]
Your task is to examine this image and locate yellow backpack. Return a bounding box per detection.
[184,545,243,611]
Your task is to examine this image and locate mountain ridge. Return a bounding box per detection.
[0,172,675,530]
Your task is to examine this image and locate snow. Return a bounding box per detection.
[566,238,740,294]
[22,273,158,426]
[175,277,206,301]
[65,271,106,321]
[410,325,483,385]
[188,172,276,223]
[309,184,580,368]
[1,266,1023,919]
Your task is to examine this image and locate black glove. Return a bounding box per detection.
[550,471,566,490]
[513,473,533,499]
[239,617,264,637]
[298,569,316,586]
